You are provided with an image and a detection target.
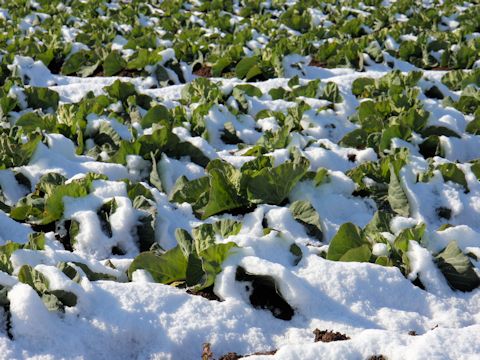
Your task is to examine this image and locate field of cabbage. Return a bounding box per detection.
[0,0,479,359]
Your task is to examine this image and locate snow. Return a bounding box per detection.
[290,176,375,241]
[0,212,32,245]
[22,140,130,186]
[158,154,205,194]
[303,141,377,172]
[268,326,480,360]
[10,56,59,87]
[401,160,480,232]
[3,250,479,359]
[0,170,28,205]
[2,245,477,359]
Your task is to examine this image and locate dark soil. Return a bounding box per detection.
[424,86,444,100]
[219,353,242,360]
[91,65,139,78]
[193,66,213,78]
[313,329,350,343]
[218,349,277,359]
[116,68,138,77]
[308,59,326,67]
[418,136,441,158]
[1,302,13,340]
[253,350,277,356]
[408,330,417,336]
[436,207,452,220]
[262,217,269,228]
[430,66,451,71]
[187,286,221,302]
[347,153,357,162]
[306,241,324,248]
[47,56,64,75]
[111,246,126,256]
[53,220,73,252]
[235,266,294,321]
[31,222,56,233]
[367,355,387,360]
[411,277,426,290]
[92,67,139,78]
[91,67,104,77]
[6,308,13,339]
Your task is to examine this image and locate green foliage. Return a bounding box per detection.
[0,132,41,169]
[289,200,323,241]
[327,223,371,262]
[435,241,480,292]
[103,51,127,76]
[235,57,262,81]
[24,87,60,111]
[10,173,102,225]
[128,221,239,290]
[387,165,410,217]
[181,78,222,104]
[140,105,171,128]
[104,80,136,102]
[170,155,309,219]
[347,148,410,212]
[437,163,469,192]
[128,246,189,284]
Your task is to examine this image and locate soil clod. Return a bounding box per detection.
[218,349,276,359]
[313,329,350,342]
[193,66,212,78]
[219,353,242,360]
